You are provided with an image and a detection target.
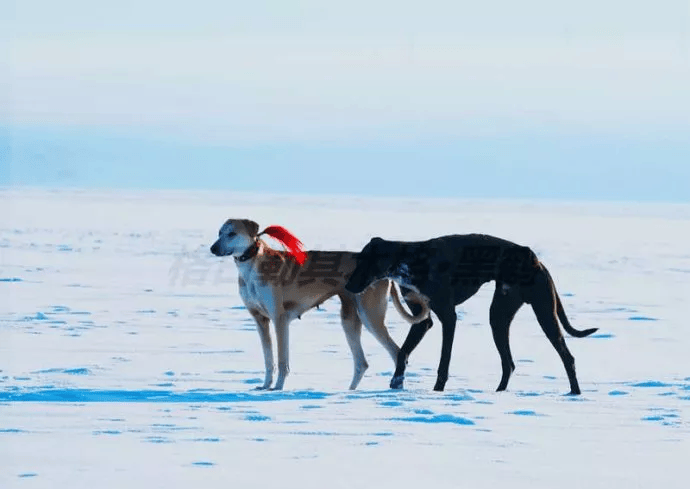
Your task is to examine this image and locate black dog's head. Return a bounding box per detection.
[345,237,399,294]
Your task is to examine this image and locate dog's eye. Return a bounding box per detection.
[227,231,236,237]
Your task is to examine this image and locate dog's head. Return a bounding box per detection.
[345,237,399,294]
[210,219,260,257]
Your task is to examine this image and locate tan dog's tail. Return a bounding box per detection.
[390,283,430,324]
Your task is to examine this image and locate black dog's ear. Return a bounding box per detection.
[242,219,260,237]
[371,237,388,251]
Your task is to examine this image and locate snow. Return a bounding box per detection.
[1,188,689,488]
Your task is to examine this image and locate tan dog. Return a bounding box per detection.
[210,219,429,390]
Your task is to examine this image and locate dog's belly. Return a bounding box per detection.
[240,276,339,321]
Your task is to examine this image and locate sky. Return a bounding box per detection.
[2,1,689,201]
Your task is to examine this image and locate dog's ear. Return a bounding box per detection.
[360,237,384,257]
[242,219,260,237]
[370,237,386,249]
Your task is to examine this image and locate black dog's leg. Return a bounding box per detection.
[529,273,582,395]
[433,306,458,392]
[391,316,433,389]
[489,284,524,392]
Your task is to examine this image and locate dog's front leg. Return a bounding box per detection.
[251,312,274,390]
[391,318,432,389]
[271,316,291,391]
[433,307,458,392]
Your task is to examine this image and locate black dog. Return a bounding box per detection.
[345,234,597,395]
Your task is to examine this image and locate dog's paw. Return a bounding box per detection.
[253,385,271,391]
[390,375,404,390]
[433,381,446,392]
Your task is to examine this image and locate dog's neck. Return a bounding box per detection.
[234,239,261,263]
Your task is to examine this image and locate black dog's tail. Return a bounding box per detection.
[556,294,598,337]
[543,266,598,338]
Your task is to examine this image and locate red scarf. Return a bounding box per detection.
[259,226,307,265]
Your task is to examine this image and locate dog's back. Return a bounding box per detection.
[253,247,358,289]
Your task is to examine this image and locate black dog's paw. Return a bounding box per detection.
[390,375,404,390]
[433,381,446,392]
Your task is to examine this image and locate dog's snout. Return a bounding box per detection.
[345,272,366,294]
[210,241,220,256]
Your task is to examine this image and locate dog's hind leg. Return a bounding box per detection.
[354,281,400,362]
[489,284,523,392]
[528,272,582,395]
[339,294,368,390]
[249,309,274,390]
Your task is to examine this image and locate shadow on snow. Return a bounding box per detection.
[0,388,331,403]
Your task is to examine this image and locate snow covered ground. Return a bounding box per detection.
[1,188,689,488]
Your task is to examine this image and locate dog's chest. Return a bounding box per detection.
[392,263,416,288]
[238,274,276,316]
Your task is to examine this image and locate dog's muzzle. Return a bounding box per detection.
[210,241,222,256]
[345,276,368,294]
